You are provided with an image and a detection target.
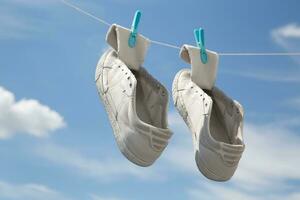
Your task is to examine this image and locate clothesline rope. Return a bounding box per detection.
[61,0,111,27]
[61,0,300,56]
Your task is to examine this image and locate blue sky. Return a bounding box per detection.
[0,0,300,199]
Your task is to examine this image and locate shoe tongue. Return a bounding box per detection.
[180,45,219,90]
[106,24,150,71]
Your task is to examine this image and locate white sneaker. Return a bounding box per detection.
[95,49,172,167]
[172,69,245,181]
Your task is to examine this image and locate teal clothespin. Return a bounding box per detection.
[194,28,208,64]
[128,10,142,48]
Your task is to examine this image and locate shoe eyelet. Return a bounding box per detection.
[129,83,132,87]
[127,77,130,80]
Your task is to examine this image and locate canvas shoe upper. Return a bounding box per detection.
[172,69,245,181]
[95,49,172,167]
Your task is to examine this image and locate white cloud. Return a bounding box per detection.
[271,23,300,66]
[90,194,123,200]
[187,182,300,200]
[167,111,300,199]
[226,23,300,82]
[0,180,70,200]
[272,23,300,47]
[234,123,300,188]
[36,143,163,182]
[187,182,256,200]
[0,86,65,139]
[222,69,300,83]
